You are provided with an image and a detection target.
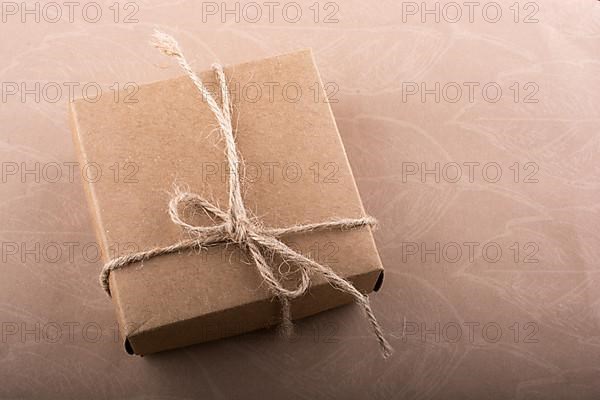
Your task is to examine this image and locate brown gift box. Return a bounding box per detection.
[69,49,384,356]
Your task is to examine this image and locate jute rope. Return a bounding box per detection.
[100,30,393,358]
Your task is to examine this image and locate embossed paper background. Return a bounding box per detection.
[1,0,599,398]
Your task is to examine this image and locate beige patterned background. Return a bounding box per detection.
[1,0,599,398]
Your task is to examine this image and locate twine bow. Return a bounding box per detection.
[100,31,393,358]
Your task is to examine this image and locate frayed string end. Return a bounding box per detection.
[151,29,182,57]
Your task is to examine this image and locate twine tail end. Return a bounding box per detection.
[279,297,294,338]
[381,336,394,359]
[279,318,294,339]
[151,29,182,57]
[361,295,394,359]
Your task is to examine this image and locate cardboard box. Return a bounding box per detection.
[69,49,384,355]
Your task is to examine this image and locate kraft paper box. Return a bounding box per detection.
[69,49,384,356]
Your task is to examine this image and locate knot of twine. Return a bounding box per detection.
[100,30,393,358]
